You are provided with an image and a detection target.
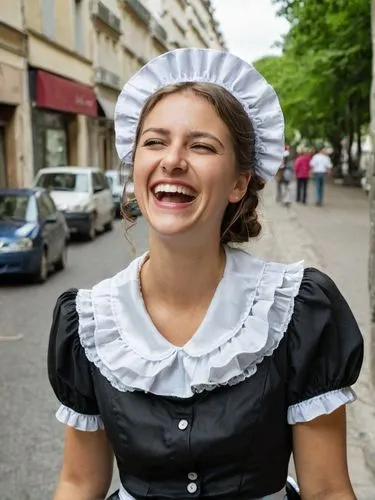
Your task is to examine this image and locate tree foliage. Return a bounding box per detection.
[254,0,371,170]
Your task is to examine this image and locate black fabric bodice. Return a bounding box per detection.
[48,268,363,499]
[93,350,291,498]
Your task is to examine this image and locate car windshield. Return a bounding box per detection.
[106,171,127,188]
[0,194,38,222]
[36,172,89,192]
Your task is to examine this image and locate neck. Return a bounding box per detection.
[141,234,226,308]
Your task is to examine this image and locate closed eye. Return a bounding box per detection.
[191,143,216,152]
[143,139,164,147]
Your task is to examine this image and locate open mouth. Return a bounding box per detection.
[152,183,197,204]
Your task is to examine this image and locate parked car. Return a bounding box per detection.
[0,188,69,282]
[34,166,114,240]
[105,169,127,217]
[123,180,142,218]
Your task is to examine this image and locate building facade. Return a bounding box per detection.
[0,1,31,188]
[0,0,226,187]
[25,0,97,180]
[163,0,226,50]
[91,0,123,171]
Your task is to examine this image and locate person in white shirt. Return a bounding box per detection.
[310,147,332,206]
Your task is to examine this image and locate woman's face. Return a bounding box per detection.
[133,91,249,242]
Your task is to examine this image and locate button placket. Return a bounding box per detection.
[187,481,198,494]
[178,418,189,431]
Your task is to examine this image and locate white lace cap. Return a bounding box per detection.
[114,48,285,181]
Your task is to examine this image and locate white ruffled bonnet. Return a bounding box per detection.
[114,48,285,181]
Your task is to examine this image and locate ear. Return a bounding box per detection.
[228,172,251,204]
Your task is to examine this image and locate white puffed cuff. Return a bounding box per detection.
[287,387,356,424]
[56,404,104,431]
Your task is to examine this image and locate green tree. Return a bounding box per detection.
[256,0,371,171]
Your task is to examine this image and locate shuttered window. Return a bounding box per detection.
[41,0,55,39]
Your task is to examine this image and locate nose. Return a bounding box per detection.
[160,147,188,174]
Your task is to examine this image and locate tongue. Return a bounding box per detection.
[160,193,194,203]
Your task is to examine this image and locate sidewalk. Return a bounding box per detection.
[246,180,375,499]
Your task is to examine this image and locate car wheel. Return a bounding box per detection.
[34,250,48,283]
[86,214,97,241]
[55,243,67,271]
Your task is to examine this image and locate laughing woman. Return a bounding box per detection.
[48,49,363,500]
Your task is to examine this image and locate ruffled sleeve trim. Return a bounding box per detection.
[76,248,304,398]
[287,387,356,425]
[56,404,104,432]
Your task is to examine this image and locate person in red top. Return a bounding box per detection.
[294,149,312,204]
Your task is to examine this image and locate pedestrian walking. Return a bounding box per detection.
[47,48,363,500]
[276,150,293,206]
[294,148,311,203]
[310,147,332,206]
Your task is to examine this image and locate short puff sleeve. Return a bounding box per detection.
[48,289,104,431]
[287,268,363,424]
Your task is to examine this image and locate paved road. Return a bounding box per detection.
[251,180,375,499]
[0,219,148,500]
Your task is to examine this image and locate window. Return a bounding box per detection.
[93,172,108,192]
[36,172,90,193]
[39,193,56,219]
[41,0,55,39]
[74,0,84,54]
[0,194,38,223]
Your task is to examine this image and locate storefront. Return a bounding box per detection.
[29,69,97,173]
[0,63,23,187]
[95,89,118,171]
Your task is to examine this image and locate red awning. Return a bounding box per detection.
[36,70,97,117]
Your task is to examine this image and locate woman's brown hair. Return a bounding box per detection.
[121,82,265,243]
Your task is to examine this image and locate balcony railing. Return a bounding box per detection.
[124,0,151,26]
[150,17,168,46]
[92,0,121,33]
[94,67,121,90]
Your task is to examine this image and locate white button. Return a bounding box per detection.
[187,482,198,494]
[188,472,198,481]
[178,419,189,430]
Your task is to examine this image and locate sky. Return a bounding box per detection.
[211,0,290,63]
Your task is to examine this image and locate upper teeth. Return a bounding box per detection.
[153,184,195,196]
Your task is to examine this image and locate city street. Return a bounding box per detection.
[1,182,375,499]
[0,219,148,500]
[249,180,375,499]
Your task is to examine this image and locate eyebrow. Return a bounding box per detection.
[142,127,224,148]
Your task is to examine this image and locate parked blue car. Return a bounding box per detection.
[0,188,69,282]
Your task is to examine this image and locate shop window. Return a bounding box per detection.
[45,129,68,167]
[32,110,70,173]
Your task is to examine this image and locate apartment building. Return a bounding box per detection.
[186,0,226,49]
[25,0,97,180]
[120,0,169,80]
[0,1,31,188]
[91,0,122,171]
[163,0,226,50]
[0,0,225,187]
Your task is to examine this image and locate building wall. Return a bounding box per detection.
[186,0,226,49]
[91,0,123,170]
[25,0,92,84]
[24,0,95,181]
[0,0,32,188]
[162,0,226,50]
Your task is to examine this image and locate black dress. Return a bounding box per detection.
[48,247,363,500]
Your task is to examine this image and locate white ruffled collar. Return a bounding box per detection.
[77,246,304,398]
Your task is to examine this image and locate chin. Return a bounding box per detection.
[151,222,192,239]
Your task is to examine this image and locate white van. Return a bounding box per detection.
[34,166,114,240]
